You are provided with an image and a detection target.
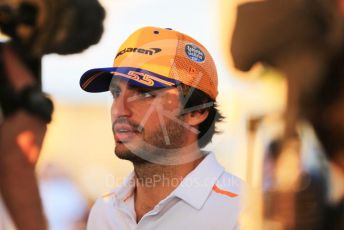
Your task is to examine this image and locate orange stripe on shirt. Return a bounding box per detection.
[102,192,115,198]
[212,184,238,198]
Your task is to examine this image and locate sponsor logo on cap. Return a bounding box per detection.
[185,44,205,63]
[110,70,175,87]
[115,47,162,58]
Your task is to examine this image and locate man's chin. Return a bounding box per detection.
[114,144,148,164]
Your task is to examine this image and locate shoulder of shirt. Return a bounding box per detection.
[92,172,135,207]
[88,189,118,219]
[212,171,245,199]
[101,189,117,198]
[88,190,118,227]
[89,189,118,208]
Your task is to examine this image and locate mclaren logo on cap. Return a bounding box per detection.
[185,44,205,63]
[115,47,162,58]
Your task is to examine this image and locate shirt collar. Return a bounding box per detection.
[173,152,224,210]
[114,152,224,210]
[114,171,136,202]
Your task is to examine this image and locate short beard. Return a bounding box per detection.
[115,148,149,165]
[114,116,187,165]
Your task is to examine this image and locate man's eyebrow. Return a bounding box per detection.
[132,86,175,94]
[127,84,156,92]
[127,84,146,91]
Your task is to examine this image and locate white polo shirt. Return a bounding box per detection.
[87,153,245,230]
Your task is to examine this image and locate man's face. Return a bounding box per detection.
[109,78,193,164]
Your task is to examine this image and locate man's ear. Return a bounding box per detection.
[183,110,209,126]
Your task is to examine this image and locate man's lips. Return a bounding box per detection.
[113,124,139,142]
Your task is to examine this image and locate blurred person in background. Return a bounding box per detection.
[0,45,50,230]
[80,26,245,229]
[231,0,344,228]
[305,51,344,228]
[0,0,104,228]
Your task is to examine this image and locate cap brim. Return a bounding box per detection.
[80,67,180,93]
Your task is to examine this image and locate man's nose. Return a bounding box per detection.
[111,95,132,118]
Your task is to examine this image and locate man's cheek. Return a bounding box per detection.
[159,101,180,115]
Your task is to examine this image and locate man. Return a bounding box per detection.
[80,26,244,229]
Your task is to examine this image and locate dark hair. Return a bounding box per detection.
[177,84,224,148]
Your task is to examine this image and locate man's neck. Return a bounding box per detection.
[133,149,205,222]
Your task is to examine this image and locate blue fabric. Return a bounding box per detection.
[80,67,180,92]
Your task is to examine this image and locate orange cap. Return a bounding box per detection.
[80,26,218,100]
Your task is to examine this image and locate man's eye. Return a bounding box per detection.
[139,91,155,98]
[111,90,121,98]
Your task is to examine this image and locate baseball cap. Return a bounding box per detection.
[80,26,218,100]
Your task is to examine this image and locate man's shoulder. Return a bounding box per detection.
[99,190,117,202]
[203,171,246,213]
[195,171,245,228]
[87,189,119,229]
[93,172,135,207]
[88,189,119,225]
[213,171,245,199]
[91,190,117,211]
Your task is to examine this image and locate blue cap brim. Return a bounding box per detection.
[80,67,180,93]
